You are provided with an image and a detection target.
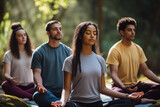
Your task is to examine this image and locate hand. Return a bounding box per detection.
[123,84,138,93]
[10,76,21,85]
[51,101,65,107]
[128,91,144,99]
[37,83,47,93]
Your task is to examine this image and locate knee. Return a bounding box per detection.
[33,92,51,107]
[1,81,10,89]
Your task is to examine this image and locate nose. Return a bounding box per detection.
[57,29,61,33]
[22,35,26,39]
[90,33,94,38]
[132,30,135,34]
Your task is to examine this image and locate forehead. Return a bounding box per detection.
[16,29,25,34]
[51,23,62,28]
[126,25,135,29]
[86,25,96,31]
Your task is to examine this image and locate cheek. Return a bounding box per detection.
[16,37,20,41]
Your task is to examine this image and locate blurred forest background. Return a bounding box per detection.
[0,0,160,84]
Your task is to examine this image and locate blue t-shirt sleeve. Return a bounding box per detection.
[31,50,42,69]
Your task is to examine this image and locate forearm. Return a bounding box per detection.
[4,73,12,81]
[4,63,12,81]
[143,69,160,84]
[101,87,128,99]
[34,74,43,85]
[60,89,70,105]
[110,64,125,89]
[112,73,125,89]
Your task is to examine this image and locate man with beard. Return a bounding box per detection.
[31,20,71,107]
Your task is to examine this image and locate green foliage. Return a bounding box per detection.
[0,12,11,83]
[34,0,77,21]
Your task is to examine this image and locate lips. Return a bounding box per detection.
[56,34,62,37]
[89,39,95,42]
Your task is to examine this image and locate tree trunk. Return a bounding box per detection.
[97,0,103,53]
[0,0,5,24]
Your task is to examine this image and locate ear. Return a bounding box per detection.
[46,31,49,35]
[120,30,124,36]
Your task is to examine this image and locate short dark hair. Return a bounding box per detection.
[117,17,137,32]
[45,20,61,32]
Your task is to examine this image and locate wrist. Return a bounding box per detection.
[8,77,12,81]
[121,85,126,90]
[125,94,129,98]
[37,83,41,86]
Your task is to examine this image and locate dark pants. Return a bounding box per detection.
[33,89,61,107]
[104,99,134,107]
[112,81,160,104]
[1,80,34,100]
[65,100,103,107]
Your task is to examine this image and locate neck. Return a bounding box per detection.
[18,45,25,51]
[48,39,60,47]
[81,45,92,55]
[121,39,132,46]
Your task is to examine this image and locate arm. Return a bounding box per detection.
[109,64,137,92]
[33,68,47,93]
[60,71,72,106]
[4,63,21,85]
[51,71,72,107]
[140,63,160,84]
[101,73,141,99]
[109,64,125,89]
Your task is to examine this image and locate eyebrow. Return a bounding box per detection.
[86,30,96,32]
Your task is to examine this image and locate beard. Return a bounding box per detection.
[49,34,62,40]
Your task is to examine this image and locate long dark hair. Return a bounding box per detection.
[9,22,33,59]
[71,22,99,79]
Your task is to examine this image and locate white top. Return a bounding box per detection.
[3,50,33,86]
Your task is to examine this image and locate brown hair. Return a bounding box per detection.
[45,20,61,32]
[9,22,33,59]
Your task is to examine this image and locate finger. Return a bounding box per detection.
[39,87,44,93]
[133,86,138,91]
[128,87,137,92]
[42,88,45,93]
[14,76,19,80]
[44,88,47,92]
[41,88,45,93]
[12,77,17,81]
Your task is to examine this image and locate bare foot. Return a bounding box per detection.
[141,98,156,104]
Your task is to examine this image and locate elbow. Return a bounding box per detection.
[100,86,108,94]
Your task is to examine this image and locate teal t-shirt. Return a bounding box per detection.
[31,42,71,92]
